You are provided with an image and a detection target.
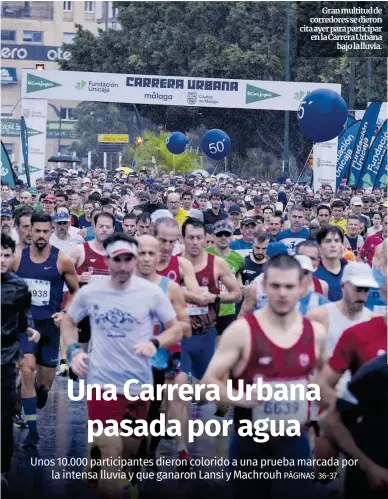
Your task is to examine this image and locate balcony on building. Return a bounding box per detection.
[2,1,54,21]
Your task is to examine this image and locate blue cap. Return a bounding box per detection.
[266,242,288,259]
[1,208,12,218]
[54,211,71,223]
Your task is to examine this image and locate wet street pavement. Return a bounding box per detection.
[8,376,342,499]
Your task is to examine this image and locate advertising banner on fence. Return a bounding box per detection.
[336,120,361,189]
[1,119,77,139]
[20,99,48,185]
[374,153,387,189]
[21,70,341,111]
[358,120,388,189]
[313,138,338,193]
[348,101,382,187]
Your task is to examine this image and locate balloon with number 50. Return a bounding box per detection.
[297,89,348,143]
[200,129,231,160]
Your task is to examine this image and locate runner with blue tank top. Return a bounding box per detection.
[135,235,192,467]
[314,226,348,301]
[12,212,79,448]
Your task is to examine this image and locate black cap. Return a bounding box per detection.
[209,188,222,199]
[228,204,242,214]
[241,216,257,226]
[252,195,263,204]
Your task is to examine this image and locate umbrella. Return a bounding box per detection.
[48,154,81,163]
[115,167,134,174]
[192,169,209,177]
[216,173,230,180]
[225,172,238,179]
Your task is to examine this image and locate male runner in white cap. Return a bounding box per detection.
[61,232,182,499]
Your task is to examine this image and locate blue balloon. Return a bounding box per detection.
[166,131,189,154]
[200,129,231,160]
[297,89,348,143]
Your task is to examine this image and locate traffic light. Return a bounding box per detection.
[35,63,45,70]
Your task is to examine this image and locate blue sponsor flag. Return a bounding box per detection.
[346,115,355,128]
[348,101,382,187]
[20,116,31,187]
[1,141,17,189]
[374,153,387,189]
[358,120,388,189]
[336,121,361,189]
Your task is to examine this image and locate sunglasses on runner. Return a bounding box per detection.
[215,231,232,238]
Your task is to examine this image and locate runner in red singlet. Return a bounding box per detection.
[203,254,327,499]
[180,217,241,382]
[57,212,115,375]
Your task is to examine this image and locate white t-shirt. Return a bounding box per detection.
[50,233,84,256]
[67,276,176,393]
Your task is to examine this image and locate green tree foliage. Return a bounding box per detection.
[60,3,386,176]
[126,131,200,174]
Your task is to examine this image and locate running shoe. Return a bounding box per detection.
[13,411,28,429]
[56,362,68,377]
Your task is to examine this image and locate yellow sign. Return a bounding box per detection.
[97,134,129,143]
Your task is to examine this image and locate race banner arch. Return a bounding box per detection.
[21,69,341,186]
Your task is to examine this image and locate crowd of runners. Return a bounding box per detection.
[1,166,387,499]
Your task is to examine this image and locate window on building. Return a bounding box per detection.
[63,32,76,43]
[63,1,72,11]
[23,30,43,43]
[1,30,16,41]
[84,1,94,13]
[1,105,15,118]
[60,108,76,121]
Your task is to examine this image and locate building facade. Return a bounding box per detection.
[1,1,107,165]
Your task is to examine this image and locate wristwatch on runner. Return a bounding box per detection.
[150,338,160,349]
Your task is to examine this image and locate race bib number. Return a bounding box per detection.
[252,378,309,426]
[183,286,209,316]
[24,278,51,307]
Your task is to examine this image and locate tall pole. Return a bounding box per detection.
[366,57,372,106]
[283,1,291,178]
[348,58,356,111]
[58,106,62,153]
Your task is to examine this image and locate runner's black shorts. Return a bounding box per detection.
[215,314,235,336]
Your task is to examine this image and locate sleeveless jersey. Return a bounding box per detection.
[233,313,316,434]
[77,242,109,282]
[312,276,323,294]
[255,275,268,310]
[152,276,170,370]
[188,253,219,332]
[17,246,64,320]
[326,302,373,402]
[156,254,181,284]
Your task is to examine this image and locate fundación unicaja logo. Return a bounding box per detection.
[75,80,87,90]
[26,73,61,93]
[245,84,280,104]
